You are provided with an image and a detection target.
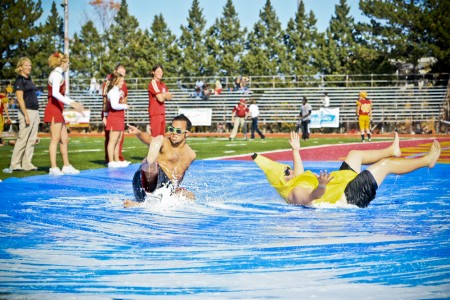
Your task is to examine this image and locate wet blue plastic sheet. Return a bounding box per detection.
[0,160,449,298]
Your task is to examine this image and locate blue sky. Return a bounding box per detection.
[39,0,366,37]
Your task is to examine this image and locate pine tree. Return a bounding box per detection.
[104,0,142,77]
[146,14,181,77]
[0,0,43,79]
[242,0,286,77]
[204,0,246,77]
[178,0,208,77]
[328,0,357,75]
[359,0,450,72]
[70,21,104,78]
[29,1,65,79]
[284,1,321,78]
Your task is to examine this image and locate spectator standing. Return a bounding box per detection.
[44,52,84,176]
[148,63,172,137]
[0,92,12,146]
[356,90,372,142]
[89,76,97,94]
[322,92,330,108]
[102,64,128,164]
[229,99,249,141]
[214,79,222,95]
[249,99,265,140]
[298,97,312,140]
[3,57,40,173]
[106,73,129,168]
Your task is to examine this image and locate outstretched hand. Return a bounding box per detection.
[70,101,84,114]
[127,124,141,135]
[289,131,301,151]
[317,170,333,187]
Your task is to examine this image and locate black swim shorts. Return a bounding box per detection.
[132,165,171,202]
[339,161,378,208]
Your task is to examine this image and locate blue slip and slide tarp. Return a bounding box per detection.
[1,160,449,298]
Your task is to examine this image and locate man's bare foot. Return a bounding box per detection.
[123,199,143,208]
[391,132,402,157]
[426,140,441,168]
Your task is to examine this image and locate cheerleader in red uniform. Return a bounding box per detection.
[44,52,84,176]
[105,72,129,168]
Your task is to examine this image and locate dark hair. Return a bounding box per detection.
[115,63,125,71]
[151,63,164,75]
[173,114,192,131]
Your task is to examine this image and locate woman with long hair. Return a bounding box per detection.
[106,72,129,168]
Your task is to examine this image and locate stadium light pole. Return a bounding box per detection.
[62,0,70,94]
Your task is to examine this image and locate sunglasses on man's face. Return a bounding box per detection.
[168,126,187,135]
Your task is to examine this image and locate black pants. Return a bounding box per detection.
[301,120,310,140]
[251,117,265,139]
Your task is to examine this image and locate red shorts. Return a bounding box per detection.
[150,114,165,137]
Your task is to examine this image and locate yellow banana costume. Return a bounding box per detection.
[252,154,357,204]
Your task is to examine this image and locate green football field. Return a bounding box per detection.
[0,134,366,180]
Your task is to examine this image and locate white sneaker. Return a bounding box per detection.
[49,167,64,176]
[62,165,80,174]
[121,160,131,166]
[108,161,121,168]
[3,168,12,174]
[118,160,130,167]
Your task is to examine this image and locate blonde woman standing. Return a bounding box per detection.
[44,52,84,175]
[4,57,40,173]
[105,72,128,168]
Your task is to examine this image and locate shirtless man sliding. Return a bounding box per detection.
[124,114,196,208]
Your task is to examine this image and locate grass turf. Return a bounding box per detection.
[0,134,366,180]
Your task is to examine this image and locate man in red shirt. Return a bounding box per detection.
[229,99,249,141]
[148,63,172,137]
[102,64,129,164]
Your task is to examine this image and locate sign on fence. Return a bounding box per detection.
[310,107,340,128]
[63,110,91,127]
[178,108,212,126]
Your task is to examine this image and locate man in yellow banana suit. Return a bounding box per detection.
[253,132,441,208]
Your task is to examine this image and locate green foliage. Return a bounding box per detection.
[70,21,104,78]
[2,0,448,82]
[204,0,246,77]
[178,0,208,77]
[284,0,321,76]
[0,0,43,78]
[359,0,450,72]
[242,0,286,76]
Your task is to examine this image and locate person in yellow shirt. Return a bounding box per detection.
[253,132,441,208]
[0,92,12,146]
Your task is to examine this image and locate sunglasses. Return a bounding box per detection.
[168,126,187,135]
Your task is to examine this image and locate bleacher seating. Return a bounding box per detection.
[5,84,448,132]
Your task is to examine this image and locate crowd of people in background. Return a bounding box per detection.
[2,52,445,179]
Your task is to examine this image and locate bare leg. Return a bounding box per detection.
[345,132,401,173]
[108,131,120,162]
[367,140,441,186]
[49,121,62,168]
[59,124,70,166]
